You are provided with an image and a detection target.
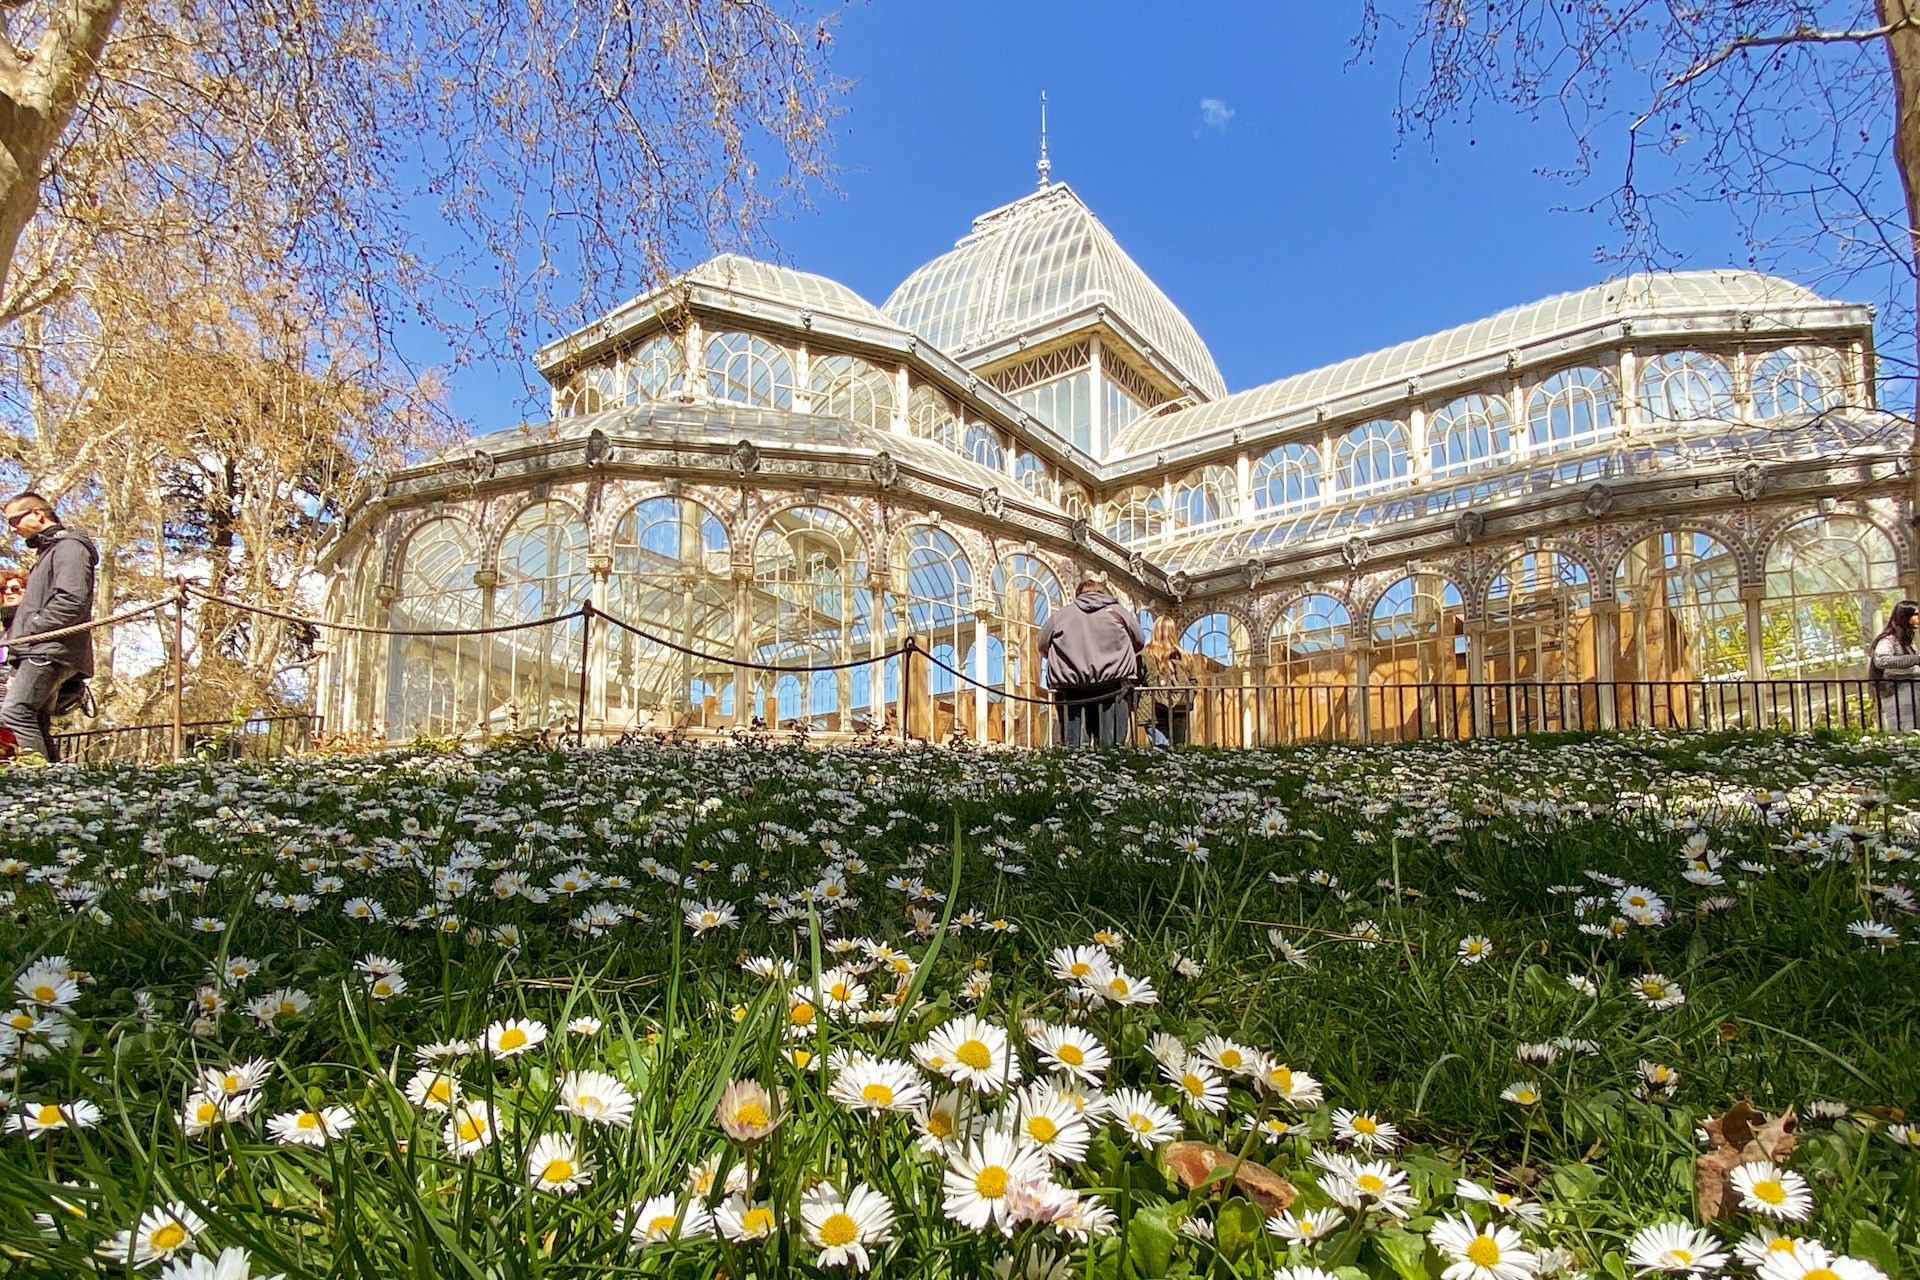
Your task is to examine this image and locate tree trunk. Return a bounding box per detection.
[0,0,126,304]
[1878,0,1920,546]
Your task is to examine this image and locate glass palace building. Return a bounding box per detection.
[317,179,1910,744]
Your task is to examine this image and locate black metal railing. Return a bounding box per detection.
[1133,677,1907,747]
[52,713,320,767]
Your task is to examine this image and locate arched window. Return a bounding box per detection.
[1180,612,1250,667]
[557,368,614,418]
[1173,465,1236,529]
[1369,574,1468,742]
[705,332,795,408]
[1750,348,1843,420]
[1013,453,1054,502]
[1527,367,1617,453]
[1429,394,1514,477]
[1269,593,1353,741]
[493,502,590,732]
[1761,514,1902,679]
[907,386,960,452]
[752,506,871,730]
[890,525,973,739]
[606,498,734,730]
[1251,443,1321,512]
[1638,351,1735,423]
[1484,551,1594,684]
[993,553,1064,730]
[810,354,895,430]
[1269,595,1351,683]
[964,423,1006,471]
[389,520,485,738]
[1335,420,1409,495]
[1614,531,1745,682]
[1104,487,1165,544]
[622,334,685,403]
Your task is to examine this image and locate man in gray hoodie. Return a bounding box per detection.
[1038,578,1145,747]
[1,491,97,761]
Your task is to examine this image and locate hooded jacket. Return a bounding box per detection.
[7,524,97,677]
[1038,590,1144,688]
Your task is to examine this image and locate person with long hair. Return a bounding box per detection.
[1870,599,1920,731]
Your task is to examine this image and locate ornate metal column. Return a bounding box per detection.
[587,554,611,734]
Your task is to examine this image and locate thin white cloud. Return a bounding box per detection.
[1197,98,1235,134]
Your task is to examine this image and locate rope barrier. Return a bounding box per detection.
[591,605,910,675]
[4,597,173,647]
[182,584,587,638]
[147,582,1154,719]
[914,644,1152,710]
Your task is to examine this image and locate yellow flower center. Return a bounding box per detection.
[955,1039,993,1071]
[861,1082,895,1106]
[649,1215,677,1235]
[1218,1049,1243,1069]
[1182,1074,1207,1097]
[830,982,853,1001]
[741,1207,775,1234]
[540,1158,574,1183]
[1357,1174,1384,1194]
[1803,1270,1839,1280]
[1056,1044,1085,1066]
[1027,1116,1059,1142]
[975,1166,1009,1198]
[1108,977,1131,996]
[458,1116,486,1141]
[577,1094,604,1115]
[497,1027,528,1051]
[1669,1251,1694,1266]
[926,1111,954,1138]
[1069,961,1091,976]
[150,1223,187,1250]
[31,984,55,1002]
[1271,1067,1294,1090]
[1353,1115,1378,1134]
[35,1104,61,1125]
[221,1074,241,1092]
[790,1003,816,1026]
[296,1112,320,1129]
[427,1080,452,1103]
[791,1050,813,1068]
[818,1211,858,1247]
[8,1012,31,1029]
[195,1103,218,1123]
[1515,1090,1537,1104]
[1129,1113,1154,1133]
[1466,1236,1502,1268]
[1766,1239,1798,1254]
[1753,1180,1787,1205]
[277,1001,299,1017]
[733,1102,769,1127]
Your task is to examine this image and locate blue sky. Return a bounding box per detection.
[423,2,1879,428]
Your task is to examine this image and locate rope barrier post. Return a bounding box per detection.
[170,586,187,761]
[901,635,916,745]
[575,604,593,748]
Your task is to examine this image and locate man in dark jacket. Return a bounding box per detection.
[1,492,97,761]
[1038,578,1145,747]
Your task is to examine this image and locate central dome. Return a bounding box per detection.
[883,184,1226,403]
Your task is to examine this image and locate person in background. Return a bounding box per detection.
[1869,598,1920,731]
[0,492,97,761]
[0,570,24,704]
[1038,577,1144,747]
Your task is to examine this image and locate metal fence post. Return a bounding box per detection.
[575,603,593,748]
[901,636,916,745]
[170,587,186,761]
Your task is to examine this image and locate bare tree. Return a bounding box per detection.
[1358,1,1920,412]
[0,1,842,369]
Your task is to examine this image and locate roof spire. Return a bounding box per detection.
[1036,91,1051,189]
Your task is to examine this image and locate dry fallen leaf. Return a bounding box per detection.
[1164,1141,1298,1217]
[1695,1101,1796,1221]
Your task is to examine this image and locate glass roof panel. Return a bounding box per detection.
[1111,270,1834,456]
[883,184,1227,402]
[688,254,898,330]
